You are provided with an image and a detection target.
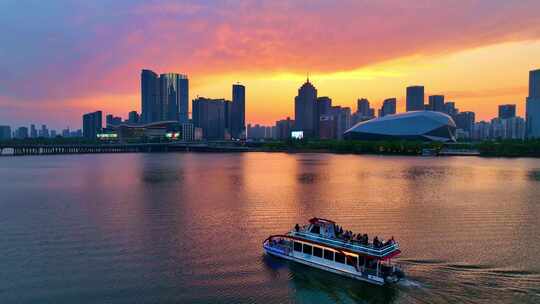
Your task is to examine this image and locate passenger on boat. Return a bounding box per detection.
[295,223,300,232]
[373,236,380,248]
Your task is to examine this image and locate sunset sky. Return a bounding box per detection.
[1,0,540,129]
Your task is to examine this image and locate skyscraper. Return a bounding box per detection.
[526,69,540,138]
[317,97,332,116]
[379,98,397,117]
[192,97,229,140]
[0,126,11,140]
[141,69,159,123]
[160,73,188,121]
[294,79,318,138]
[406,86,424,111]
[231,84,246,139]
[498,104,516,120]
[428,95,445,112]
[128,111,139,124]
[83,111,102,139]
[454,111,475,136]
[357,98,371,116]
[30,124,37,138]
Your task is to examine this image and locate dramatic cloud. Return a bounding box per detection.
[1,0,540,126]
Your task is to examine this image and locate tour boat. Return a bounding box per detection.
[263,217,404,285]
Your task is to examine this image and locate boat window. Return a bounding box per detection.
[324,249,334,260]
[335,252,346,264]
[303,244,312,255]
[310,225,321,234]
[294,242,302,252]
[346,256,358,267]
[313,247,323,258]
[359,256,365,266]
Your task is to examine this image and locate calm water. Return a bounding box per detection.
[1,153,540,303]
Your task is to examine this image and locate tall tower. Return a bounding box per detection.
[159,73,189,121]
[294,78,318,138]
[141,69,159,123]
[406,86,425,112]
[526,69,540,138]
[231,84,246,139]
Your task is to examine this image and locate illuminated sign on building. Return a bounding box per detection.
[291,131,304,139]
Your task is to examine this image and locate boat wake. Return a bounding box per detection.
[398,278,423,288]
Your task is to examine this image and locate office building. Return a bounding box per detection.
[526,69,540,138]
[128,111,140,124]
[181,123,194,141]
[231,84,246,139]
[406,86,424,111]
[275,117,295,140]
[62,128,70,137]
[498,104,516,120]
[160,73,188,122]
[294,79,318,138]
[15,126,29,139]
[428,95,445,112]
[379,98,397,117]
[444,102,458,116]
[30,124,37,138]
[454,111,475,138]
[192,97,229,140]
[0,126,11,140]
[141,69,160,123]
[83,111,103,139]
[319,115,336,139]
[39,125,49,138]
[317,97,332,116]
[106,114,122,126]
[332,106,352,140]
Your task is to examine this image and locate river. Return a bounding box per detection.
[1,153,539,303]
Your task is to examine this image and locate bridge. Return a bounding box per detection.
[0,141,252,156]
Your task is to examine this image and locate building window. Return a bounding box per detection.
[346,256,358,267]
[303,244,313,255]
[313,247,323,258]
[335,252,346,264]
[324,249,334,260]
[294,242,302,252]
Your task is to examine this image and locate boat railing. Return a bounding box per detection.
[292,231,399,257]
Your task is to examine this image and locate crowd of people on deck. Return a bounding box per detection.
[333,224,395,248]
[293,222,396,249]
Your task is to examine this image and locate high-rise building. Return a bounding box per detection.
[428,95,445,112]
[379,98,397,117]
[160,73,188,122]
[39,125,49,138]
[526,69,540,138]
[15,127,28,139]
[181,123,194,141]
[294,79,318,138]
[62,128,70,137]
[83,111,103,139]
[406,86,424,111]
[444,102,458,116]
[30,124,37,138]
[454,111,475,138]
[192,97,229,140]
[128,111,139,124]
[498,104,516,120]
[106,114,122,126]
[275,117,295,140]
[331,106,352,139]
[317,97,332,116]
[231,84,246,139]
[0,126,11,140]
[141,69,160,123]
[50,130,57,138]
[357,98,371,116]
[319,115,336,139]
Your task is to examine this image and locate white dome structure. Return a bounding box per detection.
[344,111,457,142]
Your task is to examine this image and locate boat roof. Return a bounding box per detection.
[290,231,400,259]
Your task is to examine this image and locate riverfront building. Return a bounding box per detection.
[406,86,424,112]
[83,111,102,139]
[526,69,540,138]
[344,111,456,142]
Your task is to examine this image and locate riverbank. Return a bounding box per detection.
[258,139,540,158]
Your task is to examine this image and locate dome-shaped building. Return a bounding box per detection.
[344,111,457,142]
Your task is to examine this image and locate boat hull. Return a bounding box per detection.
[263,244,386,286]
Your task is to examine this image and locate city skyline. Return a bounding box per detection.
[1,1,540,129]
